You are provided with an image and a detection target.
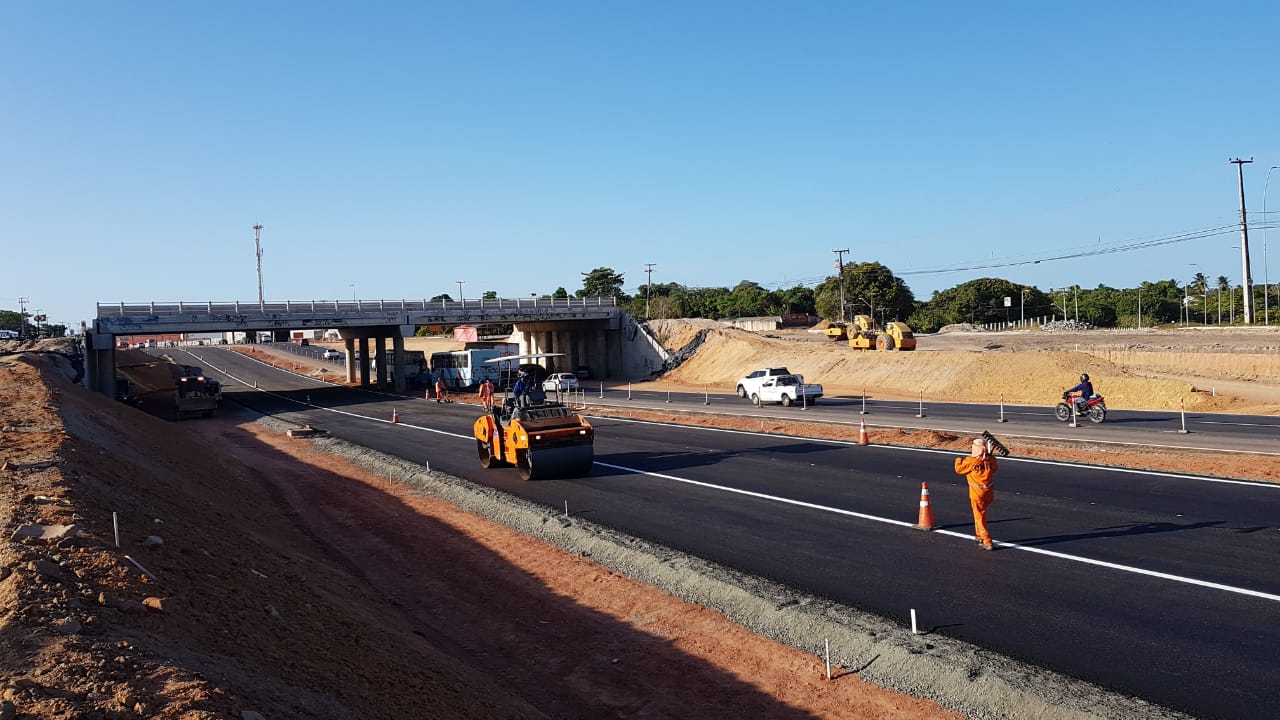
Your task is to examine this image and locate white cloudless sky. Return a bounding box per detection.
[2,1,1278,327]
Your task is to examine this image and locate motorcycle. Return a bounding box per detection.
[1056,391,1107,423]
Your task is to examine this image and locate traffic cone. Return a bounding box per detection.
[914,482,935,531]
[858,419,869,446]
[392,407,399,424]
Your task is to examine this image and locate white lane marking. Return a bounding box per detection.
[197,359,1280,603]
[594,460,1280,604]
[592,415,1280,488]
[1198,420,1280,429]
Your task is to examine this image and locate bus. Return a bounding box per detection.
[430,348,517,389]
[0,329,18,339]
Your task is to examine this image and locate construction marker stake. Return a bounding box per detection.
[860,388,868,415]
[915,392,926,418]
[998,392,1007,422]
[112,512,120,548]
[704,384,710,406]
[911,608,919,634]
[1178,397,1190,434]
[627,382,632,400]
[825,639,831,680]
[564,500,569,518]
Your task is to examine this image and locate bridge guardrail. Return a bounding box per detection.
[97,296,618,318]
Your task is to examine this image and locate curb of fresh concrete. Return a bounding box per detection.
[253,412,1191,720]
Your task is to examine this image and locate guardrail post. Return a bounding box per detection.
[208,301,213,314]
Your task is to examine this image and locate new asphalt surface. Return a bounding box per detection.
[174,347,1280,719]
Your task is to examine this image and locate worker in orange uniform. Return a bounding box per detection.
[478,378,495,410]
[954,436,999,550]
[435,376,450,404]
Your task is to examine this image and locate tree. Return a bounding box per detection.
[814,262,915,323]
[482,290,498,300]
[430,294,452,302]
[0,310,23,333]
[552,287,569,300]
[579,267,628,300]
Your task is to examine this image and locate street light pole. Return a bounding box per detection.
[1264,166,1278,326]
[456,280,465,303]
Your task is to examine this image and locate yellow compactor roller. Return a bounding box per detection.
[473,353,594,480]
[845,315,917,351]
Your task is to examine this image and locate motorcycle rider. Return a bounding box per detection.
[1065,373,1095,415]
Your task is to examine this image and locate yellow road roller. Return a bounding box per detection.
[473,353,594,480]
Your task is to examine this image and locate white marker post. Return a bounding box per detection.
[910,608,919,634]
[825,638,831,680]
[704,384,710,406]
[627,382,632,400]
[113,512,120,548]
[998,392,1007,422]
[1178,397,1190,434]
[915,393,926,418]
[860,387,868,415]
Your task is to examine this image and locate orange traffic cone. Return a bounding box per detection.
[914,482,935,531]
[392,407,399,424]
[858,419,869,446]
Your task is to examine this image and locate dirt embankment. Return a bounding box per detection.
[1,352,966,719]
[647,321,1280,415]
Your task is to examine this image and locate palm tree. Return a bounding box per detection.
[1216,276,1231,325]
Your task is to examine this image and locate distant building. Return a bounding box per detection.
[721,316,781,332]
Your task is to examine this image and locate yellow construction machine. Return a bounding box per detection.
[845,315,917,351]
[823,323,849,341]
[473,353,594,480]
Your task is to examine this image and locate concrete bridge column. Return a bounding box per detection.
[374,336,388,389]
[359,336,370,386]
[392,328,408,394]
[593,329,607,380]
[85,332,116,397]
[344,338,356,383]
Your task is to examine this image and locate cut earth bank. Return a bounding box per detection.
[2,320,1271,719]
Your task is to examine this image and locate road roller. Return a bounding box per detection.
[473,353,594,480]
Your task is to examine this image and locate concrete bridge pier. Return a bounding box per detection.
[84,331,116,398]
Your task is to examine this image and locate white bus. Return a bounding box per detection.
[430,348,516,389]
[0,329,18,339]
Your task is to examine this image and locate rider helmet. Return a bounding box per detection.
[1080,373,1089,382]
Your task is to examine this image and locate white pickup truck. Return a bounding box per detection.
[736,367,823,407]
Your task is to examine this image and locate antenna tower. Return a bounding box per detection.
[253,224,265,310]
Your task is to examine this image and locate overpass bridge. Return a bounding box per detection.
[86,297,668,397]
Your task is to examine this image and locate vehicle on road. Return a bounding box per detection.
[322,348,342,360]
[542,373,580,392]
[174,370,221,419]
[473,353,594,480]
[431,348,514,389]
[1055,391,1107,423]
[737,367,802,398]
[747,373,823,407]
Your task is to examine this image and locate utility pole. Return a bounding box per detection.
[644,263,656,319]
[456,280,465,303]
[252,224,265,311]
[17,296,29,339]
[832,249,849,323]
[1230,158,1254,324]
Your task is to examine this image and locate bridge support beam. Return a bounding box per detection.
[358,337,370,387]
[84,331,117,398]
[344,338,356,383]
[392,328,408,394]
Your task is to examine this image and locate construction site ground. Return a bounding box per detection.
[1,322,1276,719]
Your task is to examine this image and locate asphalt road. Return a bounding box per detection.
[175,347,1280,719]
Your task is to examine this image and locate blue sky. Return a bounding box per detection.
[3,2,1278,328]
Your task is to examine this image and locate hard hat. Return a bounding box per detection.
[1080,373,1090,382]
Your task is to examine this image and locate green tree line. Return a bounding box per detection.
[558,265,1276,332]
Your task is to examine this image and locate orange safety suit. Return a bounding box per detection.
[479,380,494,410]
[954,451,998,546]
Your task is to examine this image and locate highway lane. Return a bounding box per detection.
[587,386,1280,454]
[181,348,1280,719]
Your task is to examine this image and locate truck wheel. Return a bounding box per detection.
[750,393,761,407]
[736,385,747,398]
[781,394,793,407]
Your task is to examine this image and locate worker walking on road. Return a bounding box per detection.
[479,378,495,410]
[435,376,450,404]
[955,436,999,551]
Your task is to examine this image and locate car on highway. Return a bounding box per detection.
[542,373,579,392]
[322,349,342,360]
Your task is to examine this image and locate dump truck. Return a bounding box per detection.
[174,368,221,419]
[473,353,594,480]
[845,315,917,351]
